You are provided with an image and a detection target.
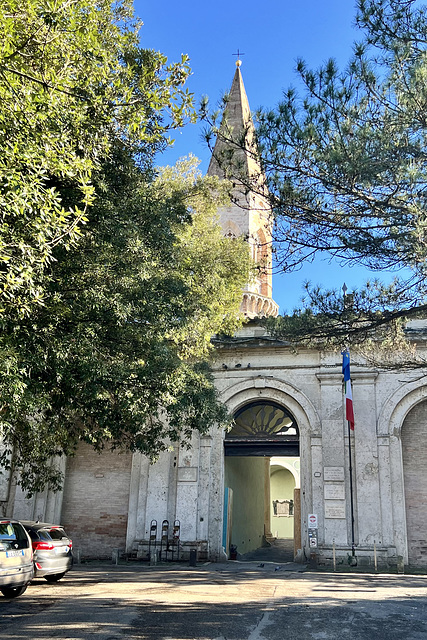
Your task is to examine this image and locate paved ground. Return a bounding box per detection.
[1,561,427,640]
[239,538,295,564]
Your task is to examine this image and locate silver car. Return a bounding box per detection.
[0,519,34,598]
[22,521,73,582]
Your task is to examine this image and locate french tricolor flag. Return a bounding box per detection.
[342,350,355,430]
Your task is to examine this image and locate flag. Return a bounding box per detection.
[342,349,355,430]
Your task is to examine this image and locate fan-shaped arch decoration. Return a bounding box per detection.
[228,401,298,439]
[225,401,299,456]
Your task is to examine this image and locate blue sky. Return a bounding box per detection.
[134,1,390,314]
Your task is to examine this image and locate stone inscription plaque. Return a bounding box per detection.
[324,484,345,500]
[177,467,198,482]
[324,500,346,519]
[324,466,345,481]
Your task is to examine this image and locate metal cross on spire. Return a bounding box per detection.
[232,49,245,67]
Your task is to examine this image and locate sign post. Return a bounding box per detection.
[308,513,318,549]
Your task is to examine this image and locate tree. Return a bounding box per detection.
[0,1,253,496]
[0,151,251,495]
[204,1,427,360]
[260,0,427,353]
[0,0,195,317]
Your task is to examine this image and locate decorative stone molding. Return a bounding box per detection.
[315,371,378,385]
[377,378,427,437]
[219,376,321,437]
[351,372,379,384]
[315,373,342,385]
[241,292,279,318]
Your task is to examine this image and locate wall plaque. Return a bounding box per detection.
[177,467,198,482]
[324,500,346,519]
[324,466,345,481]
[324,484,345,500]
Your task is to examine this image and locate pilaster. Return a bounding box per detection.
[316,373,348,546]
[352,372,382,545]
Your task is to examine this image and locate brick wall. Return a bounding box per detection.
[402,400,427,567]
[61,443,132,559]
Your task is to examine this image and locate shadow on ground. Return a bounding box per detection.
[238,538,295,564]
[2,569,427,640]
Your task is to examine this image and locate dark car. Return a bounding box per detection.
[0,519,34,598]
[22,521,73,582]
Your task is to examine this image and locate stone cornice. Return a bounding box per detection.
[316,371,378,383]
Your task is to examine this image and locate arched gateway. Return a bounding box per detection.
[223,400,300,559]
[216,372,320,562]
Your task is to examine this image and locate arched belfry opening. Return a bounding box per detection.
[223,401,301,562]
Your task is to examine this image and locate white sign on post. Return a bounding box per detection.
[308,513,318,529]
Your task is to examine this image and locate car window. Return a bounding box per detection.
[38,530,52,541]
[0,522,29,549]
[25,528,39,541]
[48,528,69,541]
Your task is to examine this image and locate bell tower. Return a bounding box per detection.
[207,61,279,318]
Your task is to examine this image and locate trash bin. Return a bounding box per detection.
[189,549,197,567]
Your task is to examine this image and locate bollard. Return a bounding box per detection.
[189,549,197,567]
[333,540,336,572]
[112,548,119,565]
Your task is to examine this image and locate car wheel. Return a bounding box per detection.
[0,584,28,598]
[44,573,65,583]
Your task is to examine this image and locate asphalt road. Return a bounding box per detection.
[1,562,427,640]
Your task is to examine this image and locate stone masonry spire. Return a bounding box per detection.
[208,62,279,318]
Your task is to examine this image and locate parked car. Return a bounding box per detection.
[22,521,73,582]
[0,519,34,598]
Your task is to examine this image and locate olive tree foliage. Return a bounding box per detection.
[204,1,427,363]
[0,152,251,495]
[0,0,194,316]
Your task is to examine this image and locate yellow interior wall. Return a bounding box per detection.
[224,456,266,555]
[270,466,296,538]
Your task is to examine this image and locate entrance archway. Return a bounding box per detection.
[224,401,300,561]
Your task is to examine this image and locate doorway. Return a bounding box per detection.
[223,401,300,561]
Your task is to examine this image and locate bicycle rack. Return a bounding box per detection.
[170,520,180,561]
[148,518,181,562]
[159,519,169,561]
[148,520,157,562]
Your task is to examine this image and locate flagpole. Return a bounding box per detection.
[342,284,356,562]
[347,417,356,559]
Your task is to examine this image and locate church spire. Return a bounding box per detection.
[207,62,262,184]
[208,63,279,318]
